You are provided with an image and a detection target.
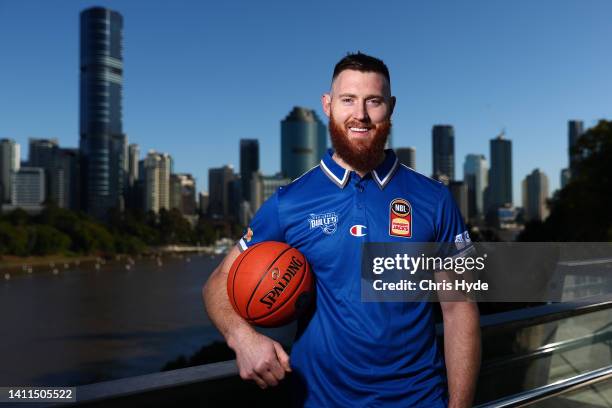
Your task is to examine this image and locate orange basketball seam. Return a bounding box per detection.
[244,245,293,321]
[230,242,263,315]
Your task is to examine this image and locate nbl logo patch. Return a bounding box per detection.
[389,198,412,238]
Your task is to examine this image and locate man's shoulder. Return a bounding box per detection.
[395,164,446,195]
[277,165,323,198]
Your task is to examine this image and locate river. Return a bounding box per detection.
[0,254,294,387]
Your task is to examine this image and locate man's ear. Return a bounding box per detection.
[389,96,396,116]
[322,93,331,118]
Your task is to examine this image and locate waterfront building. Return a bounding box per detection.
[432,125,455,181]
[395,147,416,170]
[79,7,127,217]
[239,139,259,203]
[488,132,512,214]
[464,154,488,221]
[0,139,20,203]
[522,169,550,222]
[281,107,326,180]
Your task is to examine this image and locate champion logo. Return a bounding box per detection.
[350,225,367,237]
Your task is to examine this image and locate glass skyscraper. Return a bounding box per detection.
[395,147,416,170]
[488,133,512,213]
[464,154,488,221]
[281,107,326,180]
[568,120,584,176]
[240,139,259,203]
[79,7,126,217]
[432,125,455,181]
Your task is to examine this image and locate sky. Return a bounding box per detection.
[1,0,612,203]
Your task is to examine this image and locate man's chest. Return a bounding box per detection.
[279,186,439,279]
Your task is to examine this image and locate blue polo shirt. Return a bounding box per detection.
[238,149,471,407]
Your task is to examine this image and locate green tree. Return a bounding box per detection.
[0,222,29,255]
[30,225,71,255]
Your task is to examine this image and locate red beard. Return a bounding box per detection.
[329,113,391,173]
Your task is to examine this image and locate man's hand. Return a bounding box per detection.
[203,245,291,389]
[228,326,292,389]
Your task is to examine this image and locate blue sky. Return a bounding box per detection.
[1,0,611,203]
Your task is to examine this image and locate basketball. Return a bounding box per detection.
[227,241,314,327]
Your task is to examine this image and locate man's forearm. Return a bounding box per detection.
[442,302,481,408]
[202,247,256,348]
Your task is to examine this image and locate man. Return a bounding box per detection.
[203,52,480,407]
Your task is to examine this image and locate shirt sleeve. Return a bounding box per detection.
[237,190,284,252]
[435,185,474,258]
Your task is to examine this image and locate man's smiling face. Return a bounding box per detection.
[322,69,396,173]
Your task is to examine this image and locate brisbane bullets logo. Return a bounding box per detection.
[389,198,412,238]
[259,256,305,309]
[308,212,338,235]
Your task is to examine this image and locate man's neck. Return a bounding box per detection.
[331,151,386,178]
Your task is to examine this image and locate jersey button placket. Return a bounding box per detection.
[354,181,367,222]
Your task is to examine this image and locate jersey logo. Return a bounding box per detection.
[456,231,471,249]
[455,233,465,249]
[243,227,253,243]
[389,198,412,238]
[350,225,367,237]
[308,212,338,235]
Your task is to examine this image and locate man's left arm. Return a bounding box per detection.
[440,299,481,408]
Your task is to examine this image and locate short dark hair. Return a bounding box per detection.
[332,52,390,85]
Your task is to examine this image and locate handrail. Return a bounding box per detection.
[475,364,612,407]
[435,293,612,336]
[66,295,612,406]
[479,294,612,332]
[63,360,238,406]
[481,327,612,372]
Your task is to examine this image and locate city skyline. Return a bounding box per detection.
[2,1,612,204]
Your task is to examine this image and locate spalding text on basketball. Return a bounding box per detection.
[259,256,305,309]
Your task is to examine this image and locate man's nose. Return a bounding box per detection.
[353,101,369,122]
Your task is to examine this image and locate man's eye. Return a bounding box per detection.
[341,98,353,104]
[368,99,382,106]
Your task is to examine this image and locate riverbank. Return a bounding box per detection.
[0,255,100,273]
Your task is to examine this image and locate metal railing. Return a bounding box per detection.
[476,364,612,407]
[64,295,612,406]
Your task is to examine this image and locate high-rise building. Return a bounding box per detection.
[128,144,139,187]
[449,181,469,221]
[250,172,291,213]
[28,138,58,168]
[522,169,549,222]
[143,151,171,213]
[79,7,127,217]
[11,167,45,207]
[28,138,67,208]
[560,168,571,189]
[385,128,393,150]
[463,154,488,221]
[57,148,81,210]
[395,147,416,170]
[198,192,209,215]
[209,165,236,218]
[240,139,259,203]
[568,120,584,176]
[170,173,196,215]
[488,132,512,214]
[432,125,455,181]
[0,139,20,203]
[281,107,326,180]
[229,177,243,219]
